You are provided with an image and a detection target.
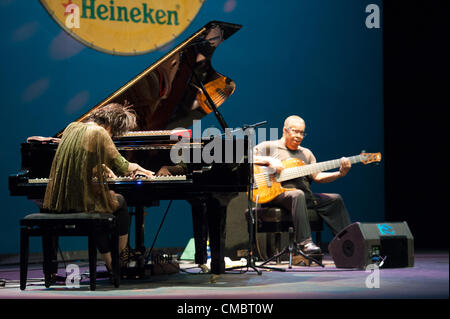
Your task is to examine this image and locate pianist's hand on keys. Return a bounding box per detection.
[127,162,154,179]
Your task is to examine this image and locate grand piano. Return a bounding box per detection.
[9,21,250,275]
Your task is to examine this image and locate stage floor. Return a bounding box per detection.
[0,251,448,299]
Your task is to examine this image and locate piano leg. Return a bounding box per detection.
[135,206,146,254]
[207,193,238,275]
[189,199,208,265]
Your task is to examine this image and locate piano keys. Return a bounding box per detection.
[116,129,192,141]
[28,175,188,184]
[9,21,249,275]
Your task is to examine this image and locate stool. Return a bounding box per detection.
[20,212,120,291]
[250,206,324,263]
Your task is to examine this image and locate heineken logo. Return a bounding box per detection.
[40,0,205,55]
[75,0,180,25]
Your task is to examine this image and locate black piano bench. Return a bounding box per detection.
[19,212,120,291]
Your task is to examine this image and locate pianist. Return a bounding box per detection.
[43,103,153,272]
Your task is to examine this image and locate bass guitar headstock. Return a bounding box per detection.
[360,152,382,164]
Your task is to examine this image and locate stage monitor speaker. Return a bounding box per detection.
[328,222,414,269]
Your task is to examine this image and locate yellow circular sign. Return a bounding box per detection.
[40,0,205,55]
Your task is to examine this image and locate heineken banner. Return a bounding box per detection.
[40,0,205,55]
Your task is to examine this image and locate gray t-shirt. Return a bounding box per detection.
[254,139,318,206]
[254,139,316,164]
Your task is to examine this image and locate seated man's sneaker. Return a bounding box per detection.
[297,240,321,254]
[302,242,321,254]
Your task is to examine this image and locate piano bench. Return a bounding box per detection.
[248,206,324,263]
[19,212,120,291]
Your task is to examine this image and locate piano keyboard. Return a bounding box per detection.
[115,129,191,141]
[108,175,187,182]
[28,175,187,184]
[120,129,191,137]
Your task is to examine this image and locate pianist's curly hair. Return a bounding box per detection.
[88,102,137,137]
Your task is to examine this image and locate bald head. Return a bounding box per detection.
[284,115,305,130]
[282,115,306,150]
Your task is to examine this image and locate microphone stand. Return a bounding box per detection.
[226,129,285,274]
[192,70,274,274]
[258,227,325,269]
[193,67,282,273]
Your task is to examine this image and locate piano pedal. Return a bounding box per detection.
[120,254,149,279]
[119,252,181,278]
[150,260,180,275]
[148,253,180,276]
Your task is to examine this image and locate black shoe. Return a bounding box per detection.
[298,242,322,254]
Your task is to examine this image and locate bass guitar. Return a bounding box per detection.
[251,152,381,203]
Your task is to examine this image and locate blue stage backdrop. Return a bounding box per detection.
[0,0,383,255]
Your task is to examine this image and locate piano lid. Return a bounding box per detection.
[56,21,242,138]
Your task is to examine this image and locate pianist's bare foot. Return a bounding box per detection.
[199,264,210,273]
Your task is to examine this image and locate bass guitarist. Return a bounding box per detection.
[253,115,352,255]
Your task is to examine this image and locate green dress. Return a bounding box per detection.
[43,122,129,213]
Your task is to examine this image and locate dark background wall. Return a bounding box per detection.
[1,0,385,256]
[383,1,448,250]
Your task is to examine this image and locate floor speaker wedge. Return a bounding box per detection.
[328,222,414,269]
